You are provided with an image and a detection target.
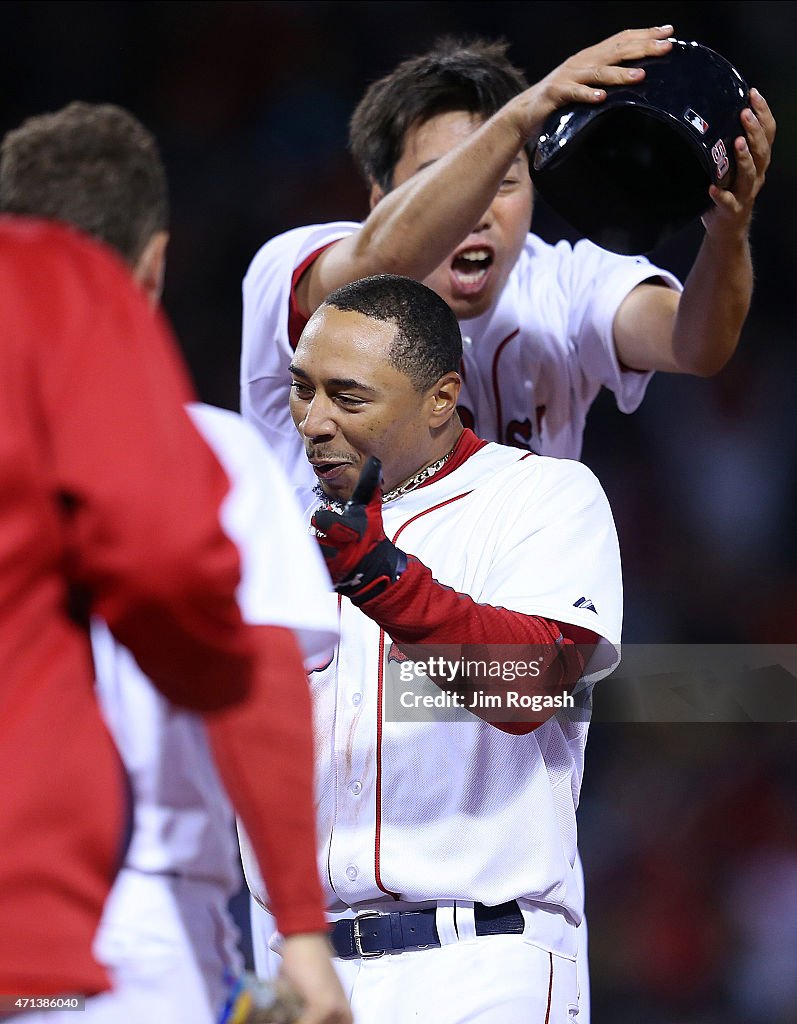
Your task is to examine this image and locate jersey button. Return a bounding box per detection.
[351,692,362,706]
[345,865,358,881]
[349,781,362,796]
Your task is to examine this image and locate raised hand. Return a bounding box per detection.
[512,25,676,138]
[703,87,776,237]
[311,457,407,605]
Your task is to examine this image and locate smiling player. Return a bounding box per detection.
[243,273,623,1023]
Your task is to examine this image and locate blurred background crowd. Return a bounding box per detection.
[2,3,794,1021]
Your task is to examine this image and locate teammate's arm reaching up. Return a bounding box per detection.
[297,27,678,319]
[293,27,773,377]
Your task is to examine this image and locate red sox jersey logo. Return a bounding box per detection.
[457,403,546,454]
[458,327,546,454]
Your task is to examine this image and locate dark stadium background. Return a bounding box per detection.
[3,4,794,1021]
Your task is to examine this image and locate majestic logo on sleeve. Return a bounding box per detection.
[574,596,598,614]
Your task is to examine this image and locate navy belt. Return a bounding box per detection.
[330,900,524,959]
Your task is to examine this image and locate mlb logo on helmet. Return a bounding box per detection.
[683,108,709,134]
[530,40,749,255]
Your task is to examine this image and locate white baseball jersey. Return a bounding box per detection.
[240,219,659,1015]
[243,440,622,959]
[91,403,338,1022]
[240,220,681,507]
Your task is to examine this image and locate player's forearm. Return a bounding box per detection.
[360,556,591,732]
[311,460,598,730]
[668,82,772,376]
[204,624,327,936]
[671,229,753,376]
[349,33,673,281]
[346,112,525,279]
[363,556,558,643]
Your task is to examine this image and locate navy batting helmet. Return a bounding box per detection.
[530,40,749,255]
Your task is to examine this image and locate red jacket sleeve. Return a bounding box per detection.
[204,625,326,936]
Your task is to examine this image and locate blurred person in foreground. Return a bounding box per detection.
[0,102,350,1024]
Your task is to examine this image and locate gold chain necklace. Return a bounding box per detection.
[313,442,459,512]
[381,443,457,504]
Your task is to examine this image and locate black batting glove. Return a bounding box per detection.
[311,457,407,606]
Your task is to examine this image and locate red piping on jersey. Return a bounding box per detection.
[372,432,485,891]
[491,328,520,442]
[373,627,399,900]
[287,242,339,350]
[370,442,581,892]
[392,491,473,547]
[325,594,343,896]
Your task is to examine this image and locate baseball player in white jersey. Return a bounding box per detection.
[81,403,339,1024]
[241,274,622,1023]
[240,29,774,1015]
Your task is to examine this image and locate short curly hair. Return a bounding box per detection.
[0,101,168,266]
[324,274,462,391]
[349,36,531,193]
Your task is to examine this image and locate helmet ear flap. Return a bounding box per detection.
[530,41,750,255]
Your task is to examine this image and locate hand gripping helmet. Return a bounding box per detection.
[530,40,749,254]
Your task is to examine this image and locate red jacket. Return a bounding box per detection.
[0,218,257,995]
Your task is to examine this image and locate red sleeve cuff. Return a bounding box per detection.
[287,242,339,349]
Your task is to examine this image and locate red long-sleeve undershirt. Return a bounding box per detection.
[359,556,598,734]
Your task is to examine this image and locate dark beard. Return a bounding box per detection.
[313,483,346,512]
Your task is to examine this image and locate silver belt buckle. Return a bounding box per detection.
[353,910,386,958]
